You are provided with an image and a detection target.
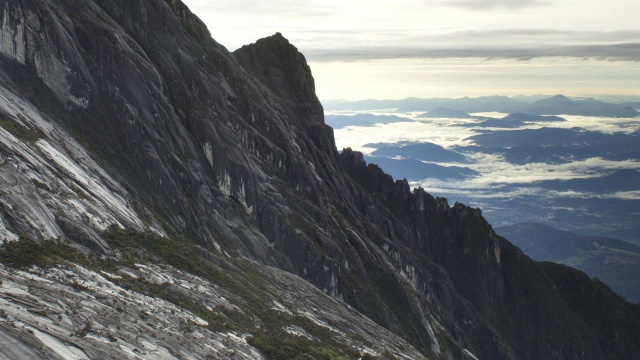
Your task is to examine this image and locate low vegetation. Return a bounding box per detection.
[0,229,379,359]
[0,117,44,143]
[0,237,87,268]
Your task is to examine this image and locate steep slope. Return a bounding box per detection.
[0,0,468,357]
[0,0,639,359]
[496,223,640,303]
[0,255,428,359]
[339,149,640,359]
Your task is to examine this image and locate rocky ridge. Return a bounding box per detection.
[0,259,427,359]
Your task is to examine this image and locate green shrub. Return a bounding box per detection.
[0,117,43,142]
[0,238,86,268]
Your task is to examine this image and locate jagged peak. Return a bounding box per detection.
[340,147,366,167]
[237,32,295,55]
[233,32,321,115]
[258,32,290,45]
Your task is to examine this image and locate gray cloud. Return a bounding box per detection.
[437,0,548,10]
[296,29,640,45]
[304,43,640,62]
[421,29,640,43]
[185,0,338,17]
[297,28,640,62]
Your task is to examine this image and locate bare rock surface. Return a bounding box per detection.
[0,261,426,359]
[0,0,639,359]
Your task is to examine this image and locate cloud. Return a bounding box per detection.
[410,183,547,199]
[333,120,478,153]
[298,28,640,62]
[419,29,640,44]
[414,186,640,201]
[541,115,640,135]
[334,123,640,196]
[427,155,640,187]
[437,0,548,10]
[182,0,640,66]
[304,43,640,62]
[182,0,338,17]
[609,190,640,200]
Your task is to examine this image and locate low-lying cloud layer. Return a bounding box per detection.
[408,156,640,202]
[333,111,640,203]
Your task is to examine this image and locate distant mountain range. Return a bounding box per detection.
[464,127,640,163]
[445,111,567,128]
[474,114,565,128]
[496,223,640,303]
[528,95,639,117]
[327,106,640,243]
[368,142,468,163]
[324,95,640,118]
[418,107,474,118]
[363,155,477,180]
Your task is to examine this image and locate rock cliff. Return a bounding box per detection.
[1,0,639,359]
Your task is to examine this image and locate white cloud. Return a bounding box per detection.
[333,116,639,157]
[609,190,640,200]
[436,0,548,10]
[416,182,640,202]
[333,119,477,152]
[415,156,640,193]
[457,156,640,186]
[412,183,547,199]
[334,114,640,204]
[539,115,640,134]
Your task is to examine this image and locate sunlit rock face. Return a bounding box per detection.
[1,1,640,359]
[0,262,428,359]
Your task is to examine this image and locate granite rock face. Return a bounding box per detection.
[1,0,639,359]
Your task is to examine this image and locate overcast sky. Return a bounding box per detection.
[181,0,640,100]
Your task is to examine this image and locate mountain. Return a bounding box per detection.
[419,107,473,118]
[472,112,565,128]
[1,1,640,359]
[324,95,640,118]
[501,113,565,122]
[530,94,573,107]
[621,101,640,109]
[496,223,640,303]
[510,94,560,103]
[323,96,529,113]
[363,155,477,180]
[369,142,468,163]
[528,95,639,118]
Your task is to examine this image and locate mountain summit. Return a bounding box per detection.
[234,32,321,113]
[1,0,639,359]
[530,94,573,106]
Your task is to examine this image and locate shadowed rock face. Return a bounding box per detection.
[234,32,322,119]
[1,0,640,359]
